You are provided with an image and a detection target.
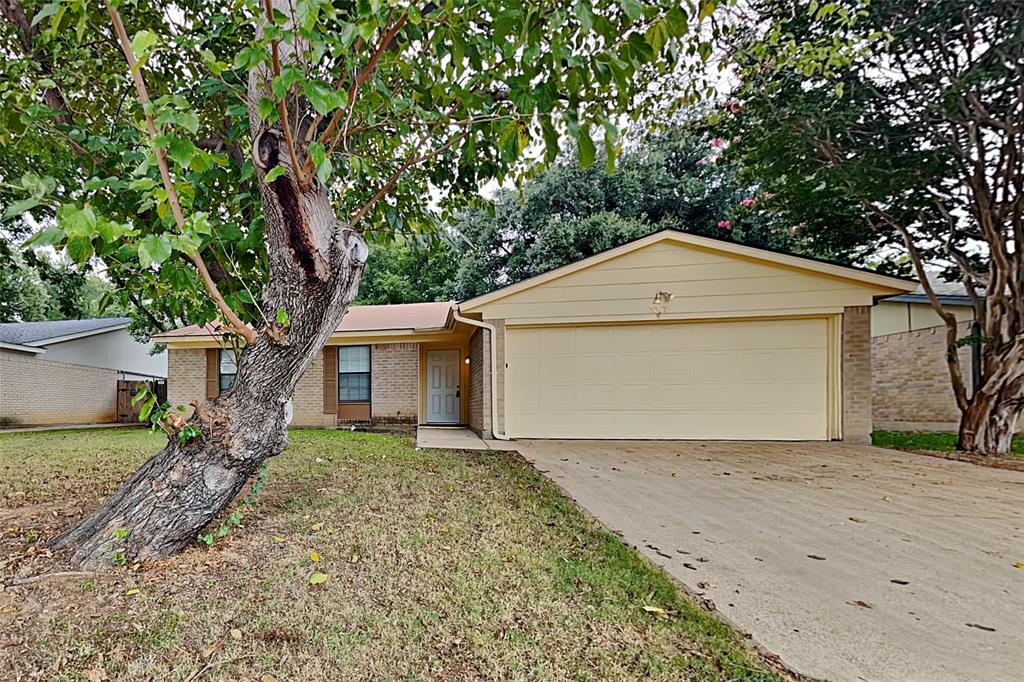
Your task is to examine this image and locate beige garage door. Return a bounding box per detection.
[505,318,830,440]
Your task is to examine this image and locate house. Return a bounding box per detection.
[157,230,917,442]
[871,279,977,431]
[0,317,167,427]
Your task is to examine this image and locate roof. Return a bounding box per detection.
[459,229,917,312]
[886,273,975,306]
[154,301,454,340]
[0,317,130,347]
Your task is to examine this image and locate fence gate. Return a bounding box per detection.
[116,379,167,423]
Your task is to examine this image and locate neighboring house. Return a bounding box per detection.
[0,317,167,427]
[158,230,915,442]
[871,279,977,431]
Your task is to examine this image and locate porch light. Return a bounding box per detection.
[464,357,471,364]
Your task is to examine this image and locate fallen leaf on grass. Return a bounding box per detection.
[309,572,329,585]
[349,554,360,564]
[261,675,278,682]
[272,535,287,543]
[230,628,242,640]
[84,668,107,682]
[642,605,665,615]
[124,588,140,596]
[310,551,321,562]
[310,523,324,532]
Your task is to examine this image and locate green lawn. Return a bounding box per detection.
[0,428,781,681]
[872,430,1024,457]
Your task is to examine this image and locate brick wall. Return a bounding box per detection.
[468,328,492,437]
[872,321,971,430]
[166,348,206,418]
[371,343,418,424]
[842,306,872,443]
[292,350,334,427]
[0,349,117,426]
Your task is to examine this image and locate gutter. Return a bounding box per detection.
[0,341,45,354]
[451,307,509,441]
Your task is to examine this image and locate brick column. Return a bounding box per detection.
[842,306,873,443]
[167,348,207,418]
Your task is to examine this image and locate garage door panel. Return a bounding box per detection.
[506,319,830,440]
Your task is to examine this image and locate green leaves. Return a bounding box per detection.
[275,308,290,328]
[131,30,159,60]
[303,80,347,116]
[578,127,596,168]
[138,234,172,268]
[2,173,55,222]
[264,166,287,182]
[620,0,644,21]
[167,138,198,168]
[308,143,333,184]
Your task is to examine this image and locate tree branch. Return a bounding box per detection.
[318,13,408,148]
[103,0,256,345]
[261,0,309,190]
[347,124,468,229]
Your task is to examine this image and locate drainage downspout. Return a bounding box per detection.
[452,307,509,440]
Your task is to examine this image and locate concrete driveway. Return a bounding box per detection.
[516,440,1024,682]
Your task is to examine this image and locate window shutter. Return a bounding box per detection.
[323,347,337,414]
[205,349,219,399]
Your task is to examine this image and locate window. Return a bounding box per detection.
[219,349,237,392]
[338,345,370,402]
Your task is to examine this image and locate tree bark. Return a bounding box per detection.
[51,0,368,569]
[956,343,1024,456]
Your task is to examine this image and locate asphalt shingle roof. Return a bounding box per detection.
[0,317,130,346]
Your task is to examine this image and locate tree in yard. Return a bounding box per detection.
[0,0,704,566]
[452,126,793,299]
[719,0,1024,454]
[355,235,459,305]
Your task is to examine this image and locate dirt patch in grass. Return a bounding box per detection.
[872,431,1024,472]
[0,429,787,681]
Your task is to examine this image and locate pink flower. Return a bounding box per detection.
[696,157,709,166]
[740,198,756,207]
[717,220,732,230]
[711,137,725,149]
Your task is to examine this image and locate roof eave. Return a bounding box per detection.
[25,323,130,347]
[0,340,46,354]
[459,229,917,312]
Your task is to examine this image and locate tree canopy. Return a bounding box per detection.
[1,0,721,565]
[2,0,707,339]
[720,0,1024,453]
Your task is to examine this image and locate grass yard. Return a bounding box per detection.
[872,430,1024,471]
[0,428,783,681]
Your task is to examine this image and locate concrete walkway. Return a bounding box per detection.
[517,440,1024,682]
[415,426,516,451]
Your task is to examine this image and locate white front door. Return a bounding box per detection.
[426,349,461,424]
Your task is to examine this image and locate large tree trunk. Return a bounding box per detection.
[52,219,366,568]
[52,2,367,568]
[956,350,1024,456]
